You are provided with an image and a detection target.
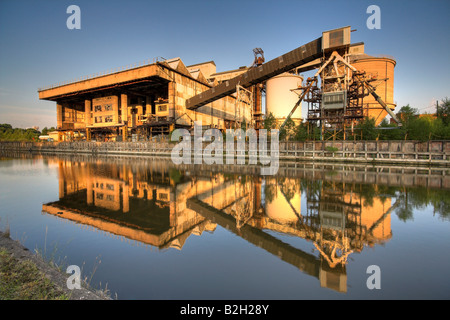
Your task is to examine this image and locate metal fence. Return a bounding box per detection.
[1,140,449,166]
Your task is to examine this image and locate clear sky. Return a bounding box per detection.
[0,0,449,129]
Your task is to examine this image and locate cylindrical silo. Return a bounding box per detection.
[265,72,303,125]
[350,55,396,126]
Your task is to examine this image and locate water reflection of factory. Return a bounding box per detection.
[42,158,394,293]
[188,176,393,293]
[42,159,218,250]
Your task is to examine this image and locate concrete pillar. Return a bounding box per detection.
[57,103,63,129]
[85,99,91,126]
[121,94,128,125]
[146,96,152,115]
[113,96,119,124]
[168,82,175,120]
[86,128,91,141]
[122,126,128,141]
[131,108,136,128]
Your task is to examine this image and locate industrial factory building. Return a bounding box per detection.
[38,58,255,142]
[38,26,398,142]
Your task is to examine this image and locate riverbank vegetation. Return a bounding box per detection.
[0,124,56,142]
[265,98,450,141]
[0,243,68,300]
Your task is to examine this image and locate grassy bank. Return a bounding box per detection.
[0,245,69,300]
[0,231,111,300]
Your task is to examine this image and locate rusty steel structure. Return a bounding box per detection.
[186,26,398,140]
[251,48,265,129]
[279,27,401,140]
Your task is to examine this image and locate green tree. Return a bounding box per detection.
[240,119,247,130]
[408,116,434,141]
[436,97,450,126]
[0,124,40,141]
[396,104,418,125]
[0,124,13,131]
[356,117,377,140]
[395,189,414,222]
[378,118,405,140]
[263,112,277,132]
[432,118,450,140]
[279,117,296,141]
[294,122,309,141]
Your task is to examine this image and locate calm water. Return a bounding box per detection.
[0,152,449,300]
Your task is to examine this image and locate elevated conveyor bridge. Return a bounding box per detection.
[186,38,323,110]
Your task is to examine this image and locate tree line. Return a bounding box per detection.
[0,124,56,141]
[264,97,450,141]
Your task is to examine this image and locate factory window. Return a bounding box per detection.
[106,184,114,191]
[96,193,104,200]
[106,195,115,202]
[94,105,102,112]
[159,193,168,200]
[158,105,167,112]
[105,115,113,122]
[324,93,344,104]
[95,116,103,123]
[104,104,113,111]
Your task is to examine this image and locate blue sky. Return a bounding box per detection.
[0,0,449,129]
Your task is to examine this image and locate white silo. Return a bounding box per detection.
[265,72,303,125]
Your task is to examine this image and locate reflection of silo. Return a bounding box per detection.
[265,187,301,224]
[350,55,396,126]
[265,73,303,125]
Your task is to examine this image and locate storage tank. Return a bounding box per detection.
[265,73,303,125]
[350,55,396,126]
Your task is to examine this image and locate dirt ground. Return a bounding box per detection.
[0,231,111,300]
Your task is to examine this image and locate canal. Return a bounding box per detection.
[0,151,449,299]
